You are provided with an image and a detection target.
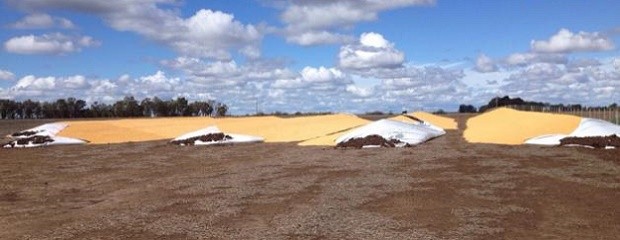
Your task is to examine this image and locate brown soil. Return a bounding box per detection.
[169,133,233,146]
[560,135,620,148]
[336,134,406,148]
[1,116,619,239]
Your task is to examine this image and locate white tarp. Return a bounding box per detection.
[525,118,620,146]
[172,126,264,146]
[4,122,88,148]
[523,134,567,146]
[336,119,445,147]
[4,136,88,148]
[570,118,620,137]
[8,122,68,138]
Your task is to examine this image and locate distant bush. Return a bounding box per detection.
[458,104,477,113]
[365,111,385,115]
[0,96,227,119]
[433,109,446,115]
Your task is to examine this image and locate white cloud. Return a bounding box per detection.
[6,0,262,60]
[89,79,117,95]
[5,0,174,13]
[4,72,185,103]
[566,58,601,72]
[359,32,391,48]
[271,66,350,91]
[16,59,617,114]
[10,13,74,29]
[62,75,88,89]
[338,32,405,70]
[346,85,374,98]
[162,57,297,87]
[301,66,345,83]
[272,77,304,89]
[13,75,56,91]
[168,9,262,59]
[531,28,615,53]
[286,31,354,46]
[504,52,567,66]
[280,0,434,45]
[11,74,90,93]
[499,60,620,105]
[4,33,99,55]
[474,54,498,73]
[138,70,179,92]
[0,69,15,80]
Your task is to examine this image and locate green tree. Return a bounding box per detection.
[216,103,228,117]
[141,98,154,117]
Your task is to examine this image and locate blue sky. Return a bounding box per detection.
[1,0,619,114]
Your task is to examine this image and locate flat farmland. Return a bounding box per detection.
[1,116,619,239]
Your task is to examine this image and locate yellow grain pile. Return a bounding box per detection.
[222,114,369,143]
[410,112,458,130]
[58,114,369,144]
[389,115,418,123]
[58,117,219,144]
[463,107,581,145]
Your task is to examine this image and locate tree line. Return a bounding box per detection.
[0,96,229,119]
[459,96,619,113]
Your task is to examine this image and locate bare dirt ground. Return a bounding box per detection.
[1,115,619,239]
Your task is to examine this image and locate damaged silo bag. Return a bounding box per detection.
[336,119,445,148]
[8,122,68,138]
[525,118,620,148]
[170,126,264,146]
[4,122,88,148]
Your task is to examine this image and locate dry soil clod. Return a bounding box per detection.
[336,134,409,149]
[560,135,620,149]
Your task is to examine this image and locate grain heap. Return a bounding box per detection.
[464,108,581,145]
[57,114,369,144]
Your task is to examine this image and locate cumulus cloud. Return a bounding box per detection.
[531,28,615,53]
[373,66,468,111]
[461,29,620,107]
[272,67,350,90]
[474,54,498,73]
[613,58,620,70]
[498,60,620,105]
[137,71,179,92]
[12,75,92,92]
[4,33,99,55]
[9,13,74,29]
[166,9,262,59]
[301,66,345,83]
[279,0,434,45]
[13,75,56,91]
[162,58,362,113]
[61,75,89,89]
[0,69,15,80]
[286,31,354,45]
[346,85,374,98]
[2,62,479,114]
[338,32,405,70]
[6,0,262,60]
[503,52,567,66]
[3,71,186,103]
[566,58,601,72]
[5,0,174,13]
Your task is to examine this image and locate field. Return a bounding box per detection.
[1,115,619,239]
